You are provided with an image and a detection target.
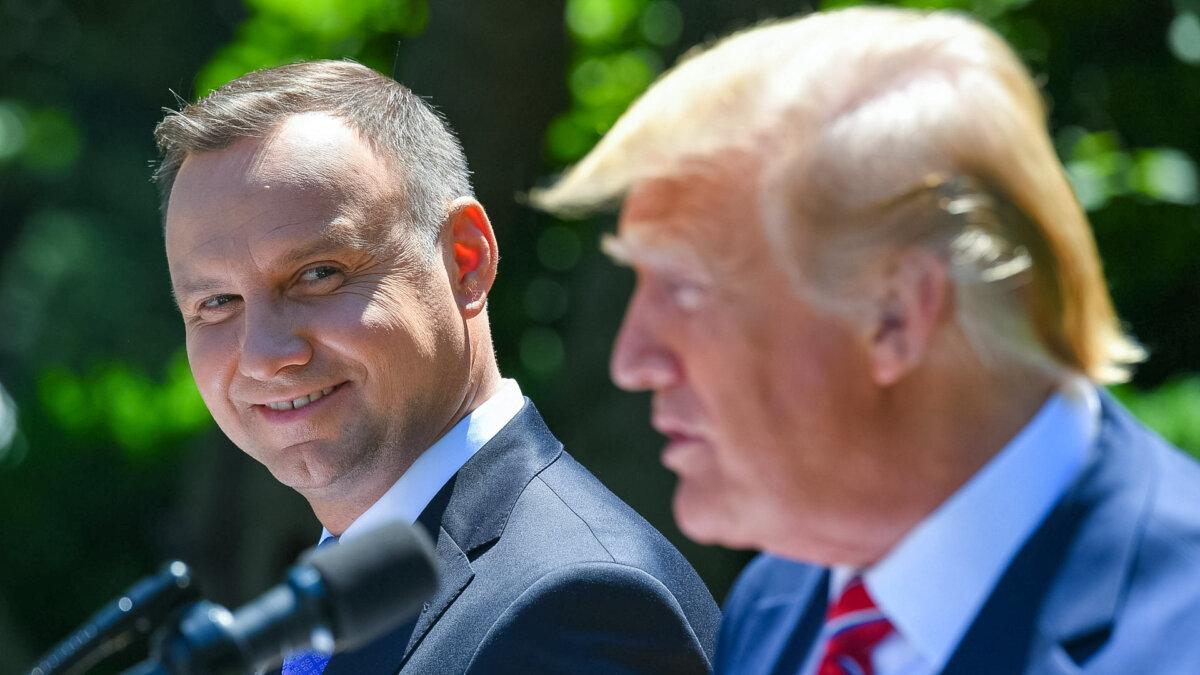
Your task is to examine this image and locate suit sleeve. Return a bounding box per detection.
[465,562,713,674]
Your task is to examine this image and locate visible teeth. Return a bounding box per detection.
[266,386,334,411]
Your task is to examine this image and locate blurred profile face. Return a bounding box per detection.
[608,156,881,555]
[164,112,467,497]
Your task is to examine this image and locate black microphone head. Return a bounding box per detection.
[302,521,438,650]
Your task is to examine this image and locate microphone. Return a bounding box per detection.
[128,520,437,675]
[31,561,199,675]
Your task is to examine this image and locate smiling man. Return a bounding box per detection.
[535,7,1200,675]
[155,60,717,674]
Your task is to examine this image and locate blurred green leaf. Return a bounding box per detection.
[639,0,683,46]
[19,107,81,173]
[546,112,600,164]
[1061,128,1199,210]
[37,367,98,433]
[0,381,18,457]
[36,350,211,460]
[1129,148,1199,205]
[520,326,566,375]
[525,277,571,323]
[822,0,1033,18]
[537,226,583,271]
[567,0,646,45]
[569,50,657,108]
[0,100,28,162]
[1169,10,1200,64]
[195,0,426,95]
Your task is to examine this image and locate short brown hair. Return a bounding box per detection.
[153,59,472,248]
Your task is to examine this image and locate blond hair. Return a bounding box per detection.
[534,7,1143,383]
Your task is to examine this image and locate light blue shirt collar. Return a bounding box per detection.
[321,378,525,545]
[830,378,1099,672]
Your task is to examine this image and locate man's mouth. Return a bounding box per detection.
[652,414,703,443]
[261,384,343,411]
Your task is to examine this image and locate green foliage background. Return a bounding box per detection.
[0,0,1197,671]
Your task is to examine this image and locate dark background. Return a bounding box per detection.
[1,0,1198,671]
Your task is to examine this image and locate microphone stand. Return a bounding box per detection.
[120,567,331,675]
[30,561,199,675]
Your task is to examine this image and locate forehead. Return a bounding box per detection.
[613,155,767,274]
[164,113,396,271]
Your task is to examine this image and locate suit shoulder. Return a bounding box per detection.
[533,451,651,522]
[1088,428,1200,669]
[488,561,691,622]
[504,449,720,658]
[467,562,713,673]
[1131,440,1200,594]
[717,555,826,675]
[1093,400,1200,579]
[726,553,825,609]
[528,451,691,565]
[722,554,825,635]
[1147,440,1200,555]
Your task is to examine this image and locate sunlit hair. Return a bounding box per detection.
[533,7,1143,383]
[153,59,472,249]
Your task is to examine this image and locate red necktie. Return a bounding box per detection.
[817,576,894,675]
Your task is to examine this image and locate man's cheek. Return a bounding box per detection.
[186,352,235,424]
[192,363,224,405]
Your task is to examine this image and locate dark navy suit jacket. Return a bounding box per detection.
[320,400,720,674]
[715,393,1200,674]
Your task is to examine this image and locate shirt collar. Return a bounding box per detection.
[321,378,525,545]
[832,378,1099,671]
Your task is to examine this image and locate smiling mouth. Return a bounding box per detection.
[262,384,342,411]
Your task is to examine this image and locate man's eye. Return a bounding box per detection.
[669,281,709,311]
[300,266,341,283]
[200,294,237,310]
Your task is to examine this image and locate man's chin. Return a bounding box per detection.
[671,485,757,551]
[260,451,349,493]
[266,464,330,492]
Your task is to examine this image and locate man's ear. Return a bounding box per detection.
[865,247,951,386]
[444,197,498,318]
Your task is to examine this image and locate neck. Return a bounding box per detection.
[309,322,503,536]
[829,349,1058,567]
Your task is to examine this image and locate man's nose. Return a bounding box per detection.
[610,292,680,392]
[238,302,313,380]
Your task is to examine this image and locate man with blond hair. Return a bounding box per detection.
[535,7,1200,674]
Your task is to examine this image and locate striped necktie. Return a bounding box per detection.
[817,576,894,675]
[281,536,338,675]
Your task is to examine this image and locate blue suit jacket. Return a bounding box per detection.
[320,400,720,674]
[715,393,1200,674]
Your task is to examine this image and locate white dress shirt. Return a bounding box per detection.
[319,378,526,545]
[802,378,1100,675]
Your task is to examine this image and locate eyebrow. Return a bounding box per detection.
[271,237,353,270]
[170,278,226,310]
[171,237,357,308]
[601,229,716,284]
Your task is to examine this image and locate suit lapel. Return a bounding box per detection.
[324,401,561,673]
[320,476,461,675]
[943,393,1156,674]
[768,570,828,675]
[290,401,563,675]
[395,401,561,669]
[398,527,475,661]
